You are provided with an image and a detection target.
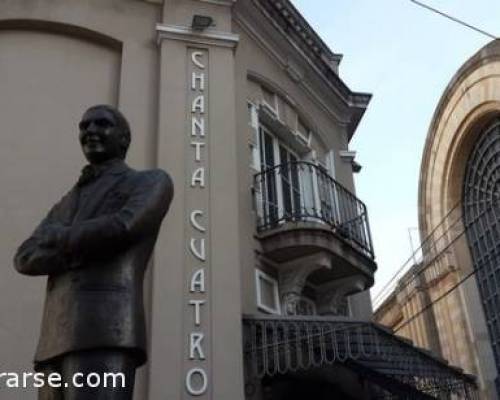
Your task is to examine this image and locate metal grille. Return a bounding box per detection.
[253,161,374,259]
[463,119,500,393]
[243,316,478,399]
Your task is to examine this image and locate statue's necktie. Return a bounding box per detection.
[77,165,102,187]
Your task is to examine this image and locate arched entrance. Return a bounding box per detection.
[463,119,500,393]
[417,39,500,398]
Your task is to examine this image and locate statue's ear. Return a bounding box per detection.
[119,134,131,156]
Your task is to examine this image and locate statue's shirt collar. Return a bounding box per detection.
[77,159,128,187]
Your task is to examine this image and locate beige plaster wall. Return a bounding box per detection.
[233,3,372,319]
[0,2,161,399]
[0,31,120,400]
[0,2,372,399]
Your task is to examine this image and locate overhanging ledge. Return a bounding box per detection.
[242,315,478,399]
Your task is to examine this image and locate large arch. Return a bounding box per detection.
[419,39,500,398]
[0,19,122,49]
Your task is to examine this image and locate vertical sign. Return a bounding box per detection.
[184,48,210,398]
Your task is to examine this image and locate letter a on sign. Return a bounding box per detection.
[191,167,205,188]
[192,96,205,113]
[190,268,206,293]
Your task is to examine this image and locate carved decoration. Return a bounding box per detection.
[277,252,330,315]
[316,275,365,316]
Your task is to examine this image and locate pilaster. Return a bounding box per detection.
[149,1,243,399]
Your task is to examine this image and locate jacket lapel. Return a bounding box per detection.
[73,162,129,222]
[64,188,80,224]
[49,187,79,225]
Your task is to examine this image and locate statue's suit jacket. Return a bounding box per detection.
[14,161,173,367]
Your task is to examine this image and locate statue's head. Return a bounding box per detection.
[79,104,131,164]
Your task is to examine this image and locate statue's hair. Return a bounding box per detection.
[84,104,131,158]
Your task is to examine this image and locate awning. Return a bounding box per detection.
[243,315,478,399]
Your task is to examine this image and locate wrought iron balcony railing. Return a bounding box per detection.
[253,161,374,259]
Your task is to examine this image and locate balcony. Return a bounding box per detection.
[255,161,373,257]
[253,162,376,304]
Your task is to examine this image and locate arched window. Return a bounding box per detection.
[463,118,500,380]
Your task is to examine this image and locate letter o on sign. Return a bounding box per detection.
[186,368,208,396]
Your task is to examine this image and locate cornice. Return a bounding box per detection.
[265,1,369,101]
[156,24,239,48]
[239,0,371,139]
[238,16,346,129]
[264,0,342,68]
[197,0,235,6]
[145,0,236,5]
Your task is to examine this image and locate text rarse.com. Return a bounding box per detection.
[0,372,125,389]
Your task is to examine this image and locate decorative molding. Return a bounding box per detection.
[234,14,349,129]
[339,150,357,161]
[316,275,365,316]
[278,252,330,315]
[0,20,122,50]
[254,0,342,74]
[316,291,348,316]
[339,150,361,172]
[234,1,371,139]
[285,59,304,83]
[258,107,312,155]
[197,0,235,6]
[281,292,302,316]
[156,24,239,48]
[248,0,371,108]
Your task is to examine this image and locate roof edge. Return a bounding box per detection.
[252,0,372,140]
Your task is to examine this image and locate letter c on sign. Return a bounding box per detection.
[186,368,208,396]
[190,210,206,232]
[191,51,206,69]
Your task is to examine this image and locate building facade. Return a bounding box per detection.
[375,40,500,399]
[0,1,477,399]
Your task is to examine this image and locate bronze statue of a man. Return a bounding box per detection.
[14,105,173,399]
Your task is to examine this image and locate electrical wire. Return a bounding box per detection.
[372,200,462,307]
[385,200,498,333]
[394,241,495,334]
[376,1,500,307]
[410,0,498,40]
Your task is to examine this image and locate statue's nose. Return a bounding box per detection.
[87,121,99,133]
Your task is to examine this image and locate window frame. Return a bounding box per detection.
[247,101,261,171]
[255,269,281,315]
[259,125,301,223]
[261,87,279,118]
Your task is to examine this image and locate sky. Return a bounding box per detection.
[291,0,500,304]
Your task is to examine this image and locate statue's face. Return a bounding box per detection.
[79,108,126,164]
